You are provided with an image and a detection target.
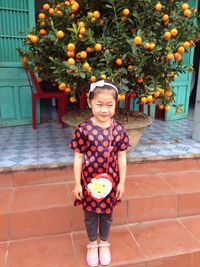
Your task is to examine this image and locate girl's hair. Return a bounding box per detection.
[88,79,118,101]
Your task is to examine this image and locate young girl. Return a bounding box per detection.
[70,80,130,267]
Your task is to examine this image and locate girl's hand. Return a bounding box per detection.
[72,183,83,200]
[116,183,125,200]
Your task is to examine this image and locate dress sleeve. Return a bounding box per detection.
[69,127,87,153]
[117,126,130,151]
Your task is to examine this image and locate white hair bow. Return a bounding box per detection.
[89,80,118,94]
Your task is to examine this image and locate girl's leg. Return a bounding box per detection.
[84,211,99,267]
[84,210,98,242]
[99,212,113,241]
[99,213,113,266]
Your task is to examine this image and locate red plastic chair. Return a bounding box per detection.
[24,68,67,129]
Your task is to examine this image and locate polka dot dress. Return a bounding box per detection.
[70,118,130,214]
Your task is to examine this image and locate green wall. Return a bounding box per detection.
[0,0,39,127]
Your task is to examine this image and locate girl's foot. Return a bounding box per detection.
[86,243,99,267]
[99,241,111,266]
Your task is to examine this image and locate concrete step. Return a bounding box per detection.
[2,158,200,187]
[1,216,200,267]
[1,158,200,241]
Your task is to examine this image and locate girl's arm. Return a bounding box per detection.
[73,151,84,200]
[116,150,127,200]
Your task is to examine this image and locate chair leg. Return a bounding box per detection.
[61,97,65,128]
[64,93,68,113]
[60,97,65,128]
[139,103,144,113]
[58,97,66,128]
[32,96,37,129]
[57,98,64,127]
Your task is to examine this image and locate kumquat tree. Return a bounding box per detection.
[18,0,199,112]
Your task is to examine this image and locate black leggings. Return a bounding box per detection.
[84,211,113,242]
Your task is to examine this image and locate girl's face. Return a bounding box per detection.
[88,89,117,127]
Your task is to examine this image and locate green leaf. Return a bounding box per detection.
[79,72,86,78]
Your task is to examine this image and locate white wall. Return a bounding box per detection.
[192,63,200,142]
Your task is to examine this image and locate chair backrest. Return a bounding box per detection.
[24,67,43,95]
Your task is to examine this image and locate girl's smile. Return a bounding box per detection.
[88,90,116,127]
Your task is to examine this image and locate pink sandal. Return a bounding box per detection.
[86,243,99,267]
[99,242,111,266]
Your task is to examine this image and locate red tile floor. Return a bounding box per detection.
[1,158,200,266]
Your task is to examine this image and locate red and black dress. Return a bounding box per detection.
[70,118,130,215]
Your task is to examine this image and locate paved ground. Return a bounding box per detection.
[0,107,200,171]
